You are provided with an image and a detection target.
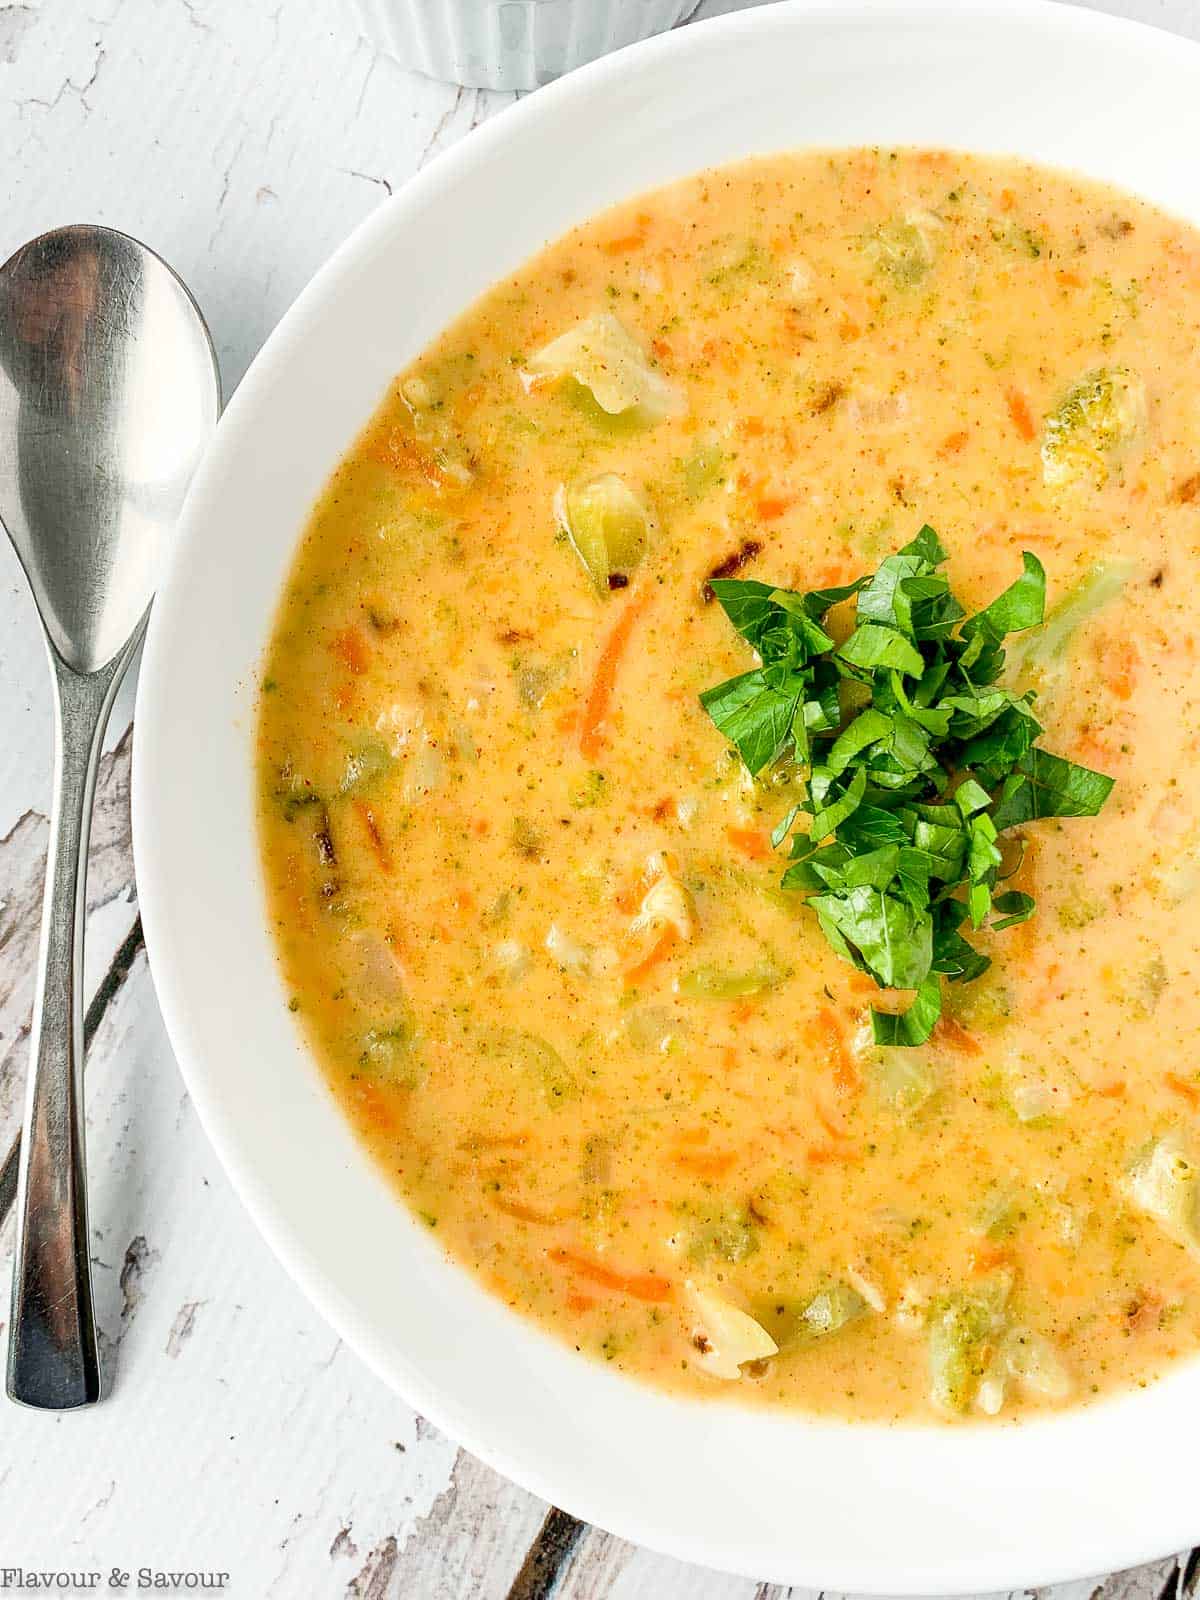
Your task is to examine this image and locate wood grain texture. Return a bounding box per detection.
[0,0,1198,1595]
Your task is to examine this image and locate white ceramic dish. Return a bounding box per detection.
[351,0,702,91]
[133,3,1200,1589]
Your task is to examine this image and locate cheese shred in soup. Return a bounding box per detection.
[257,150,1200,1422]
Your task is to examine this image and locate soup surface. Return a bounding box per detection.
[258,149,1200,1422]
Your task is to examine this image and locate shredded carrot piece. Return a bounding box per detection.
[566,1293,597,1313]
[721,1045,738,1071]
[674,1149,738,1180]
[548,1248,672,1302]
[1095,1080,1127,1098]
[354,800,393,873]
[811,563,852,589]
[331,626,370,675]
[578,594,648,760]
[814,1101,847,1142]
[355,1082,403,1137]
[812,1007,859,1093]
[602,211,652,254]
[1103,638,1138,700]
[939,429,969,455]
[740,416,766,437]
[934,1015,983,1056]
[1000,188,1016,211]
[1005,388,1036,442]
[614,881,643,915]
[622,925,678,987]
[1056,269,1084,289]
[755,496,793,521]
[333,682,357,713]
[1118,1291,1163,1333]
[971,1243,1015,1275]
[807,1143,862,1165]
[731,1000,756,1025]
[1166,1072,1200,1108]
[371,426,458,490]
[493,1196,565,1225]
[726,826,772,860]
[1072,732,1115,770]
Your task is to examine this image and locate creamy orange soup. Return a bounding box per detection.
[258,149,1200,1422]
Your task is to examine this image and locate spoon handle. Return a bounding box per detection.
[7,648,125,1409]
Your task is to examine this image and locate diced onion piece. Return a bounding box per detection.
[400,736,446,802]
[630,856,695,942]
[686,1282,778,1380]
[894,1279,931,1335]
[783,256,816,305]
[796,1282,867,1341]
[492,940,531,983]
[375,701,425,756]
[545,922,593,977]
[527,312,684,420]
[1127,1134,1200,1256]
[1004,1054,1072,1123]
[975,1372,1007,1417]
[346,930,406,1003]
[401,375,435,410]
[558,473,657,589]
[1003,1328,1072,1401]
[845,1263,886,1314]
[624,1005,681,1054]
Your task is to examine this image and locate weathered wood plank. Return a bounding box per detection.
[0,726,138,1138]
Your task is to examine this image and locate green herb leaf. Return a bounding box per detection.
[990,749,1115,829]
[807,885,933,990]
[872,974,943,1047]
[699,528,1114,1042]
[838,623,926,677]
[699,670,801,776]
[964,551,1046,640]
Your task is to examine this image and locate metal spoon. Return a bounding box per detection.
[0,225,220,1409]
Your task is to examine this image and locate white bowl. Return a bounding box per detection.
[133,3,1200,1589]
[351,0,703,91]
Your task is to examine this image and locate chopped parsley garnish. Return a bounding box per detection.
[699,525,1114,1045]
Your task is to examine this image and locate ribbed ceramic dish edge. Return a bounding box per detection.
[351,0,702,89]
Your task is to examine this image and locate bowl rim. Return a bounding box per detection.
[133,1,1200,1589]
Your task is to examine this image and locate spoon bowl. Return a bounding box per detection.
[0,225,218,672]
[0,225,219,1408]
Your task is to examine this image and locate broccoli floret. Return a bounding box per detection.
[927,1279,1009,1413]
[1041,366,1145,488]
[864,212,940,288]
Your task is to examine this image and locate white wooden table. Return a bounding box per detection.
[0,0,1196,1594]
